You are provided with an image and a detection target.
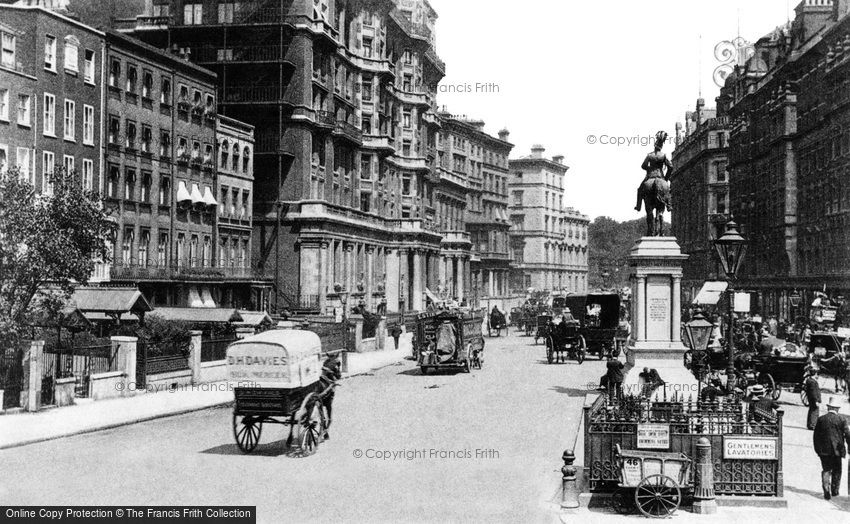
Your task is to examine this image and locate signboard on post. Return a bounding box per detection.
[636,423,670,450]
[734,292,751,313]
[723,436,778,460]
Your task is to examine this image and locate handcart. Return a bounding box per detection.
[610,444,692,518]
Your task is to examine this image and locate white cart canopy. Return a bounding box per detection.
[226,329,321,388]
[693,281,728,305]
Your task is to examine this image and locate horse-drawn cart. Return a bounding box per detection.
[227,330,331,455]
[563,293,621,359]
[535,314,552,345]
[544,315,586,364]
[416,310,485,374]
[611,444,692,518]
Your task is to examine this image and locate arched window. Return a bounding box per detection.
[242,146,251,173]
[232,144,239,172]
[220,140,229,169]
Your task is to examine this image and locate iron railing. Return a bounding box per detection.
[200,337,236,362]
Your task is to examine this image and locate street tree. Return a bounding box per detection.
[0,167,113,342]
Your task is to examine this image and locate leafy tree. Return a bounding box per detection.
[587,217,644,291]
[0,167,113,343]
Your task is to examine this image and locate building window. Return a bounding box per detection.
[138,230,150,268]
[360,192,371,212]
[63,99,75,141]
[0,145,7,173]
[361,154,371,179]
[108,116,119,144]
[189,235,199,267]
[82,158,93,190]
[63,36,79,73]
[242,147,250,173]
[220,140,229,168]
[18,95,32,127]
[402,174,411,195]
[126,66,138,93]
[184,3,203,25]
[142,70,153,99]
[204,143,213,164]
[402,139,411,156]
[512,190,523,206]
[403,49,411,64]
[176,233,185,268]
[84,49,95,83]
[63,155,74,174]
[232,144,239,171]
[122,228,134,264]
[44,35,56,71]
[160,78,171,105]
[205,93,215,113]
[219,187,228,216]
[43,93,55,136]
[157,233,168,266]
[160,131,171,157]
[0,88,7,120]
[125,121,137,150]
[241,240,248,268]
[107,165,118,198]
[230,239,237,267]
[109,59,120,87]
[42,151,54,194]
[1,32,15,68]
[192,141,201,160]
[177,137,188,158]
[80,104,94,145]
[218,2,235,23]
[159,177,170,206]
[362,78,372,101]
[362,36,373,58]
[124,169,135,200]
[403,110,411,128]
[141,172,151,202]
[17,147,32,183]
[203,236,211,267]
[241,191,249,218]
[141,126,152,153]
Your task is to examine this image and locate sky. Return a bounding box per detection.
[428,0,793,222]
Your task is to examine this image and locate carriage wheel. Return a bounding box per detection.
[759,373,778,400]
[801,388,809,406]
[610,487,635,515]
[634,474,681,518]
[299,395,324,456]
[233,414,262,454]
[546,337,554,364]
[576,336,586,365]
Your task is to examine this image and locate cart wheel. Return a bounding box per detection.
[299,396,324,456]
[611,487,635,515]
[759,373,778,400]
[634,474,681,518]
[233,414,262,454]
[546,337,554,364]
[801,388,809,406]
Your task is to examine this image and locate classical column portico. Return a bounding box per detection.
[455,256,464,300]
[412,249,423,311]
[366,245,375,309]
[488,269,495,298]
[298,240,321,308]
[386,248,400,313]
[319,241,329,314]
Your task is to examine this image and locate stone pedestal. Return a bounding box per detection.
[628,237,688,357]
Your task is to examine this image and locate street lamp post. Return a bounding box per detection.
[684,310,716,400]
[789,289,802,336]
[713,219,748,391]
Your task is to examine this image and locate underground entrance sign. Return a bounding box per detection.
[723,436,778,460]
[636,423,670,449]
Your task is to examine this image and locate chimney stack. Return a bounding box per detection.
[552,155,564,164]
[498,128,510,141]
[531,144,545,158]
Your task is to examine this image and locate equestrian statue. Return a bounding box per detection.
[634,131,673,236]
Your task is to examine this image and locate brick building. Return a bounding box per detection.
[121,0,453,315]
[508,146,589,293]
[719,0,850,319]
[103,30,259,309]
[671,98,731,302]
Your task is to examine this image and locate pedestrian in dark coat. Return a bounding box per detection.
[806,370,822,430]
[319,356,342,439]
[813,397,850,499]
[606,357,625,400]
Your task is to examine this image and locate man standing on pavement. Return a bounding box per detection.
[606,356,625,400]
[806,369,822,430]
[813,397,850,499]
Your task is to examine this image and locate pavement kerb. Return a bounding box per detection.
[0,354,408,451]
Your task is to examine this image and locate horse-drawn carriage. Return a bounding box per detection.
[534,314,552,344]
[227,330,332,455]
[509,307,522,328]
[563,293,621,359]
[810,331,847,378]
[749,350,808,401]
[487,307,507,337]
[544,314,586,364]
[416,310,485,374]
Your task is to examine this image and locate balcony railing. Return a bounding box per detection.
[110,261,265,281]
[314,110,336,127]
[334,121,363,143]
[424,47,446,74]
[191,45,293,65]
[223,85,283,104]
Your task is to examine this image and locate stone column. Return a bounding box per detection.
[672,275,682,343]
[319,241,329,314]
[456,256,464,300]
[344,243,355,293]
[299,240,321,308]
[488,269,496,298]
[366,245,375,309]
[21,340,44,412]
[386,248,400,313]
[189,330,203,385]
[412,249,423,311]
[111,336,137,396]
[635,275,646,342]
[399,248,409,311]
[438,254,446,290]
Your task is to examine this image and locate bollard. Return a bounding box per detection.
[561,449,580,510]
[692,437,717,514]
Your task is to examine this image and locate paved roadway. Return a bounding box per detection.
[0,329,604,523]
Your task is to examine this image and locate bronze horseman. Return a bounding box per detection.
[635,131,673,236]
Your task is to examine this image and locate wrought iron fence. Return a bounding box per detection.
[583,393,783,496]
[201,337,236,362]
[41,343,117,399]
[137,341,190,383]
[0,345,25,409]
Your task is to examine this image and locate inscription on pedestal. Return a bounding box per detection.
[646,276,671,340]
[649,298,667,322]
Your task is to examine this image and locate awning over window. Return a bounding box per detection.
[190,183,204,205]
[693,281,728,305]
[236,310,274,327]
[202,186,217,207]
[176,181,191,202]
[151,307,242,323]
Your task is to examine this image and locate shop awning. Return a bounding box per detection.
[236,310,274,327]
[150,307,242,323]
[202,186,217,207]
[190,183,204,205]
[176,181,191,202]
[693,281,728,305]
[70,287,153,318]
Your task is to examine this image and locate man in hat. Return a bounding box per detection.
[748,384,780,425]
[805,369,822,430]
[813,397,850,499]
[319,355,342,440]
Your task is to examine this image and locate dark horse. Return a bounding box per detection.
[636,131,673,236]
